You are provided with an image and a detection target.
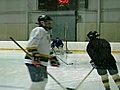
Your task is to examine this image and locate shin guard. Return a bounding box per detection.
[101,74,110,88]
[112,74,120,87]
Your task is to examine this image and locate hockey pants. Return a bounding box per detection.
[26,64,48,90]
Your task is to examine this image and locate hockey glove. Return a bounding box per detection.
[50,56,60,67]
[90,60,96,68]
[32,52,41,67]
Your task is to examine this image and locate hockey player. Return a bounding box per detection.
[24,15,60,90]
[51,37,64,54]
[51,37,64,49]
[86,31,120,90]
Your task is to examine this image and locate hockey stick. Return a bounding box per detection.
[48,73,68,90]
[9,37,68,90]
[57,56,73,65]
[10,37,31,58]
[66,67,95,90]
[52,48,73,65]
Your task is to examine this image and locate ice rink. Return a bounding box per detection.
[0,50,120,90]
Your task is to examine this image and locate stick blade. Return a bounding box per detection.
[66,87,75,90]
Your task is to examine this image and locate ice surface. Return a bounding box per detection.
[0,50,120,90]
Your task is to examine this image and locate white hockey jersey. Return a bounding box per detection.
[25,27,51,66]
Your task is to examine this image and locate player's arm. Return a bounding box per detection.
[86,43,97,68]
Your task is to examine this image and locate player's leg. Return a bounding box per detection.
[59,46,64,55]
[53,46,58,53]
[26,64,48,90]
[30,80,48,90]
[97,68,111,90]
[108,65,120,90]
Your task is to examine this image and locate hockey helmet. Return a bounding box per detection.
[87,31,100,39]
[37,15,52,24]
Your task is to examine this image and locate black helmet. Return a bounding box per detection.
[37,15,52,24]
[87,31,100,40]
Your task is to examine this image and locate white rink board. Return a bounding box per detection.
[0,41,120,52]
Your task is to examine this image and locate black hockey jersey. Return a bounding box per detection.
[86,38,116,67]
